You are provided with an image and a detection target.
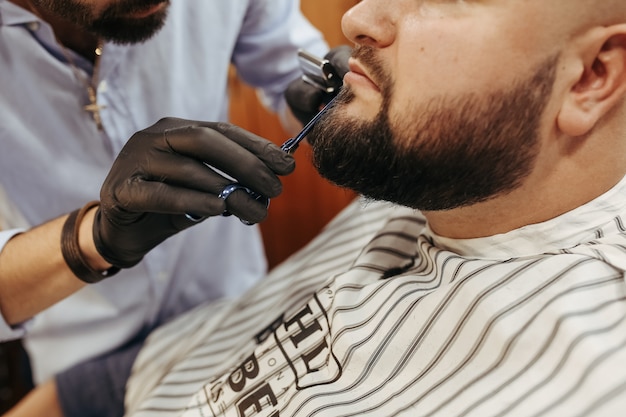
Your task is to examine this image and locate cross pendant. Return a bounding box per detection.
[85,86,106,131]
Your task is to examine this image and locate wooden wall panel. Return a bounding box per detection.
[229,1,359,268]
[301,0,359,47]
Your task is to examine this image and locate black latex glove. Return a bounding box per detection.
[285,45,352,126]
[93,117,295,269]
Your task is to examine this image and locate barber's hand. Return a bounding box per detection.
[285,45,352,126]
[93,117,295,269]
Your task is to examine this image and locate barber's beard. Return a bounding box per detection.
[308,48,559,211]
[31,0,170,44]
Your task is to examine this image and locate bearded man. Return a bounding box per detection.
[6,0,626,416]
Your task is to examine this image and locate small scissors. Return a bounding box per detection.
[198,94,339,224]
[187,49,342,224]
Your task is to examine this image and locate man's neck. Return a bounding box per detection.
[10,0,100,62]
[424,134,626,239]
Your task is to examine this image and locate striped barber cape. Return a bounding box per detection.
[125,176,626,417]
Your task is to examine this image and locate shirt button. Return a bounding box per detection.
[27,22,40,32]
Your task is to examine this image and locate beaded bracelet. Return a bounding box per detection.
[60,201,120,284]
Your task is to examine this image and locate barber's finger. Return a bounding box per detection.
[136,158,271,223]
[221,189,269,224]
[325,45,352,78]
[144,118,294,175]
[163,125,289,198]
[165,122,295,174]
[286,81,325,113]
[112,178,227,218]
[285,80,326,125]
[128,149,237,195]
[199,122,295,174]
[112,149,270,224]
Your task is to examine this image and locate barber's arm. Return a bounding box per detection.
[0,213,95,327]
[0,118,294,327]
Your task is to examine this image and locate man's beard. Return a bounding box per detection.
[31,0,170,44]
[308,47,559,212]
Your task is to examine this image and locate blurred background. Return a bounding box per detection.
[0,0,359,412]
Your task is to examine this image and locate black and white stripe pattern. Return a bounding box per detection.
[125,199,410,415]
[126,180,626,417]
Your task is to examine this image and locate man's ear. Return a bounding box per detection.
[557,25,626,137]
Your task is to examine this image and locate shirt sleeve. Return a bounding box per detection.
[231,0,330,112]
[0,228,32,341]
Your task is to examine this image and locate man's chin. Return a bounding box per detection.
[342,100,381,123]
[334,87,381,123]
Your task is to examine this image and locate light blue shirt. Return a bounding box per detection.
[0,0,328,383]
